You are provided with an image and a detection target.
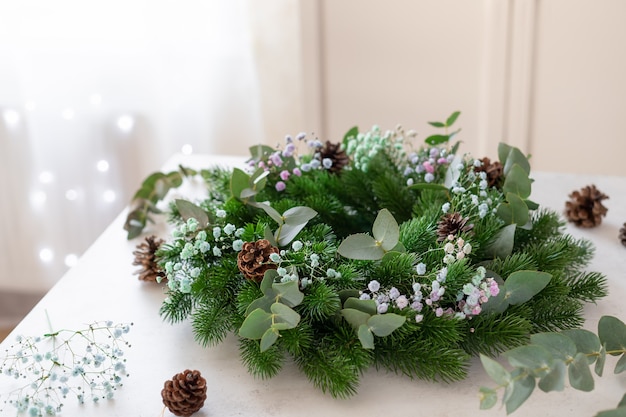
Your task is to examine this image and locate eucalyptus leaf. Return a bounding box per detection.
[446,111,461,126]
[372,209,400,251]
[561,329,601,364]
[479,288,508,314]
[260,328,279,352]
[239,308,273,340]
[615,354,626,374]
[503,147,531,176]
[480,354,511,386]
[479,387,498,410]
[484,224,516,259]
[498,143,512,165]
[254,203,283,225]
[341,308,371,329]
[358,324,375,349]
[504,270,551,305]
[368,313,406,337]
[245,296,273,316]
[530,332,577,361]
[271,302,300,328]
[428,121,446,128]
[504,345,553,377]
[497,192,529,226]
[524,199,540,210]
[596,344,607,377]
[240,188,258,199]
[261,270,278,294]
[599,316,626,356]
[231,168,250,200]
[271,279,304,307]
[538,360,566,392]
[165,171,184,187]
[277,224,307,246]
[595,408,626,417]
[337,233,384,260]
[338,289,361,304]
[344,298,378,315]
[568,352,595,391]
[248,144,275,161]
[425,134,449,146]
[283,206,318,226]
[342,126,359,144]
[619,393,626,408]
[175,199,209,227]
[502,164,532,199]
[264,225,278,246]
[444,154,463,188]
[505,370,535,414]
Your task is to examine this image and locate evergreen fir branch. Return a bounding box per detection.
[369,252,419,288]
[564,271,609,303]
[514,208,565,249]
[298,281,341,321]
[375,341,470,382]
[486,252,538,279]
[526,235,594,274]
[239,337,284,380]
[371,171,415,223]
[278,322,314,357]
[159,290,194,323]
[399,217,438,254]
[194,258,240,302]
[415,313,464,348]
[471,214,508,259]
[295,324,373,398]
[236,280,264,317]
[526,295,584,332]
[192,300,235,347]
[460,312,532,356]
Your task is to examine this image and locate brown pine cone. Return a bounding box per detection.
[320,140,350,174]
[132,235,167,282]
[161,369,207,417]
[565,184,609,228]
[619,223,626,247]
[474,157,504,188]
[237,239,279,282]
[436,212,474,242]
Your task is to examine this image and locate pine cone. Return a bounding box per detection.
[237,239,279,282]
[320,141,350,174]
[565,184,609,228]
[132,235,166,282]
[474,157,504,188]
[619,223,626,247]
[161,369,207,417]
[437,212,474,242]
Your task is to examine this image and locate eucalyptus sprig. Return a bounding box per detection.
[479,315,626,416]
[124,165,198,239]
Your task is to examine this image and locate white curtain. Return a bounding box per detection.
[0,0,300,293]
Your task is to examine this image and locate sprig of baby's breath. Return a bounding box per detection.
[0,320,132,416]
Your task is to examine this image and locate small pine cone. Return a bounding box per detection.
[132,235,167,282]
[161,369,207,417]
[619,223,626,247]
[437,212,474,242]
[565,184,609,228]
[320,141,350,174]
[475,157,504,188]
[237,239,279,282]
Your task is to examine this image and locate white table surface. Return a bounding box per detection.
[2,154,625,417]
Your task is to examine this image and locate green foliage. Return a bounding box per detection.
[127,115,609,400]
[480,316,626,415]
[124,166,195,239]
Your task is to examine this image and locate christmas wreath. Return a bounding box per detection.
[125,112,608,400]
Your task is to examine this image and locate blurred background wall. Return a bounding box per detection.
[1,0,625,322]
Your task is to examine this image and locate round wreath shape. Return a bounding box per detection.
[128,113,607,400]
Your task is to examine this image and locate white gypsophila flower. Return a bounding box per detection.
[416,263,426,275]
[368,280,381,292]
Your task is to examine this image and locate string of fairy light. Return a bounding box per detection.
[2,98,194,280]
